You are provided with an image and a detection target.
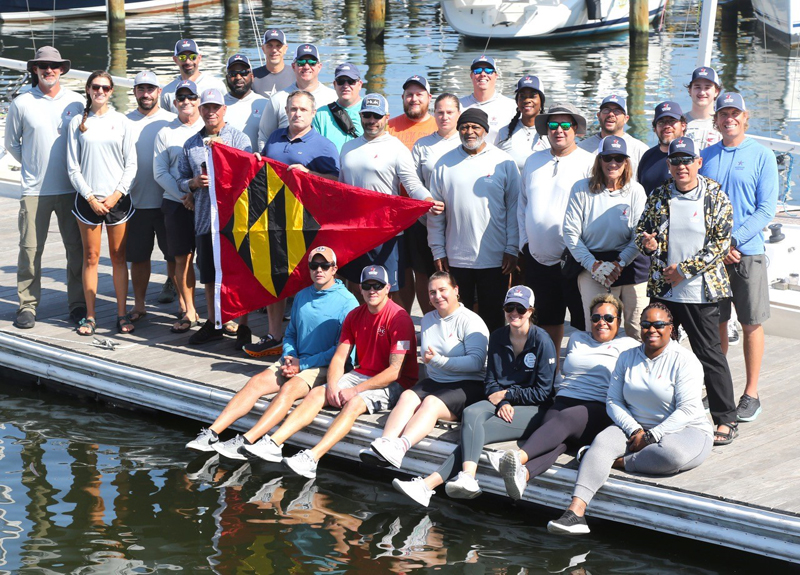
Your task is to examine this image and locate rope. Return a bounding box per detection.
[172,0,184,38]
[51,0,56,45]
[762,20,773,136]
[244,0,265,66]
[25,0,37,50]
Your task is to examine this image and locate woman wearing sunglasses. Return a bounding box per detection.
[393,285,556,507]
[361,271,489,469]
[563,135,648,339]
[67,71,137,335]
[496,294,638,501]
[548,302,712,535]
[497,75,550,170]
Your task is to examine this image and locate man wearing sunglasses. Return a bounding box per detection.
[459,55,517,145]
[6,46,86,330]
[161,39,225,114]
[578,95,648,180]
[312,63,364,153]
[258,44,337,150]
[221,54,268,151]
[636,136,738,446]
[252,28,294,97]
[186,246,359,460]
[519,103,594,354]
[637,101,687,195]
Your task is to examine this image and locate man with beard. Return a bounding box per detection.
[125,71,178,322]
[459,55,517,145]
[388,75,436,150]
[161,39,225,114]
[638,101,687,195]
[312,63,364,153]
[5,46,85,329]
[222,54,269,150]
[427,108,520,333]
[252,28,294,97]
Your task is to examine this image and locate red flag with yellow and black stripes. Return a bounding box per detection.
[209,143,430,323]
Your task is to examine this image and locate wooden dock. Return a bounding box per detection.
[0,189,798,563]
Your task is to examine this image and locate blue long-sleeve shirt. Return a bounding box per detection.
[484,324,557,408]
[281,280,359,371]
[700,137,778,255]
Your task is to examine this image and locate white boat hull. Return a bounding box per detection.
[440,0,666,39]
[0,0,218,23]
[751,0,800,46]
[765,221,800,339]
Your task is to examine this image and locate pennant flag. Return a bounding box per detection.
[209,143,431,324]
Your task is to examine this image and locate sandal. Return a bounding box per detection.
[76,317,96,336]
[117,315,135,334]
[222,320,238,336]
[713,422,739,446]
[127,309,147,322]
[171,316,200,334]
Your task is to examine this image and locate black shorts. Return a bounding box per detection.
[404,220,435,277]
[195,232,216,285]
[339,234,405,292]
[162,198,196,257]
[522,246,585,330]
[73,192,134,226]
[126,207,173,263]
[411,377,485,419]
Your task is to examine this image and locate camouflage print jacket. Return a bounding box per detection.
[634,176,733,302]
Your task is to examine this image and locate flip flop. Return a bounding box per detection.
[171,316,200,334]
[127,310,148,322]
[222,320,238,336]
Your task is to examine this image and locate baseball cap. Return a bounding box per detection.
[403,74,430,92]
[295,44,320,61]
[504,285,534,308]
[361,93,389,116]
[308,246,337,264]
[360,265,389,286]
[715,92,746,112]
[174,39,199,55]
[334,63,361,80]
[516,75,543,93]
[600,94,627,114]
[653,101,683,124]
[471,55,497,71]
[175,79,198,96]
[598,135,628,157]
[133,71,160,88]
[263,28,286,45]
[668,137,699,158]
[226,54,251,69]
[690,66,721,87]
[200,88,225,106]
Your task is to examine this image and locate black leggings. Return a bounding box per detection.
[520,396,611,478]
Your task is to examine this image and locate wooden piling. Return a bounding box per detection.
[366,0,385,44]
[629,0,649,45]
[106,0,126,35]
[223,0,239,18]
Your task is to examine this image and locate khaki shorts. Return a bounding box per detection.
[331,371,403,414]
[267,363,328,389]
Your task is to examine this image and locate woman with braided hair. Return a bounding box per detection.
[497,75,549,170]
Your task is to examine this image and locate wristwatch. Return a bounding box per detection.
[643,430,657,445]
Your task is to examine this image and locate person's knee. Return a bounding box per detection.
[420,395,446,415]
[342,395,367,416]
[108,248,128,266]
[279,377,311,399]
[244,370,278,395]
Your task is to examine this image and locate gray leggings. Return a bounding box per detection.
[573,425,713,505]
[434,400,546,482]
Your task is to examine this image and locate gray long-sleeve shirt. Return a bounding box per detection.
[420,304,489,383]
[428,144,520,268]
[4,86,85,196]
[562,178,647,271]
[223,91,269,151]
[66,110,137,200]
[153,116,203,203]
[257,82,337,150]
[126,108,176,209]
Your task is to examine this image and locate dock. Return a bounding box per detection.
[0,189,798,564]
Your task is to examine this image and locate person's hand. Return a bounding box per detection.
[338,386,359,405]
[326,383,342,408]
[663,264,684,286]
[254,152,263,162]
[723,247,742,265]
[181,192,195,211]
[488,390,507,405]
[501,253,518,275]
[497,403,514,423]
[607,261,622,284]
[279,356,300,377]
[88,196,109,215]
[190,173,209,190]
[423,346,437,364]
[424,197,445,215]
[287,163,309,173]
[591,260,601,273]
[434,257,449,272]
[627,430,648,453]
[102,191,122,210]
[641,230,658,252]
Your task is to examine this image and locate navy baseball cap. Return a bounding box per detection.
[263,28,286,45]
[516,74,543,93]
[598,135,628,157]
[133,71,160,88]
[668,137,699,158]
[361,93,389,116]
[200,88,225,107]
[600,94,627,113]
[715,92,746,112]
[226,54,251,69]
[504,285,534,308]
[294,44,320,61]
[471,55,497,71]
[175,79,198,95]
[653,101,683,124]
[360,265,389,286]
[334,62,361,80]
[403,74,430,92]
[691,66,721,87]
[174,38,199,55]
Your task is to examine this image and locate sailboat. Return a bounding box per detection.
[0,0,216,23]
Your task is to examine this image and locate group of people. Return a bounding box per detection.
[6,30,778,534]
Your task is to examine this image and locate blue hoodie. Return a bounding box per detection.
[700,137,778,255]
[281,279,359,371]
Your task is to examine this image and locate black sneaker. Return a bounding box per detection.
[158,278,177,304]
[547,510,590,535]
[243,335,283,357]
[188,320,223,345]
[235,325,252,351]
[736,394,762,422]
[13,309,35,329]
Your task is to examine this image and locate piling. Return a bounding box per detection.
[626,41,649,142]
[224,4,240,55]
[108,23,128,112]
[106,0,126,35]
[223,0,239,19]
[261,0,272,18]
[345,0,360,38]
[366,0,386,44]
[629,0,649,48]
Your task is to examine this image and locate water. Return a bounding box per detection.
[0,380,788,572]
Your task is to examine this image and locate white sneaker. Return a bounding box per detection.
[283,449,318,478]
[392,477,434,507]
[212,434,248,460]
[485,450,502,473]
[242,435,283,462]
[727,321,741,345]
[499,450,528,501]
[444,471,482,499]
[186,428,218,452]
[371,437,406,468]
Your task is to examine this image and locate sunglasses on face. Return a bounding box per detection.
[641,320,671,330]
[591,313,617,323]
[176,93,199,102]
[90,84,112,93]
[227,69,251,78]
[361,112,384,120]
[295,58,318,67]
[360,282,385,291]
[656,118,680,128]
[668,156,696,166]
[36,62,61,70]
[177,54,198,62]
[336,77,358,86]
[548,121,573,131]
[309,261,334,271]
[503,303,527,315]
[601,155,627,164]
[472,67,495,75]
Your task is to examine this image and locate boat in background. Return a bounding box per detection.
[750,0,800,46]
[439,0,667,40]
[0,0,218,23]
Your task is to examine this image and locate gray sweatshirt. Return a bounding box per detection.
[428,144,520,268]
[67,110,137,200]
[421,304,490,383]
[153,116,203,203]
[4,86,85,196]
[562,178,647,271]
[160,72,226,114]
[223,91,269,151]
[496,122,551,171]
[126,108,176,208]
[257,82,337,150]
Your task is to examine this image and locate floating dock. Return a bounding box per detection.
[0,192,798,563]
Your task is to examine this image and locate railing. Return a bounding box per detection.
[0,57,135,88]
